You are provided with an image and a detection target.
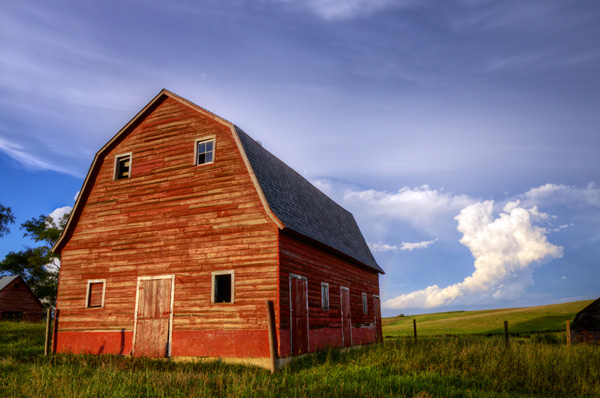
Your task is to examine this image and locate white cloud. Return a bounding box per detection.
[0,137,79,176]
[400,238,438,251]
[271,0,416,20]
[519,183,600,208]
[368,238,438,253]
[48,206,73,227]
[383,200,563,309]
[343,185,475,235]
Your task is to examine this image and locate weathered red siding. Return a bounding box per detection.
[278,231,381,357]
[55,97,279,358]
[0,277,44,322]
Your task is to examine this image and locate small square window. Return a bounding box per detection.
[196,138,215,166]
[362,293,368,314]
[321,283,329,311]
[212,271,234,304]
[86,280,106,308]
[115,154,131,180]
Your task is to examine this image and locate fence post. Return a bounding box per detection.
[566,321,571,346]
[266,300,278,373]
[504,321,509,345]
[44,308,52,356]
[413,319,417,343]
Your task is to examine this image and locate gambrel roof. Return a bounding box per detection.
[53,89,383,274]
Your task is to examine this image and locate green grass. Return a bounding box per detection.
[1,300,599,397]
[383,300,592,338]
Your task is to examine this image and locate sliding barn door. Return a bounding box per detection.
[290,275,308,355]
[133,277,173,357]
[341,287,352,347]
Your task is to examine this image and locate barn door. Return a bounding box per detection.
[133,276,174,357]
[373,295,382,342]
[340,286,352,347]
[290,274,308,355]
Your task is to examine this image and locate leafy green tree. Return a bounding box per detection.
[0,203,15,237]
[0,212,70,306]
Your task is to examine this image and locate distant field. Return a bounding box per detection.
[382,300,592,338]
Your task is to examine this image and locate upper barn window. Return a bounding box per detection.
[114,154,132,180]
[195,138,215,166]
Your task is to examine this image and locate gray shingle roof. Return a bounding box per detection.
[0,275,19,292]
[236,126,383,274]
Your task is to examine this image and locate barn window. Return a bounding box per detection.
[362,293,368,314]
[86,280,106,308]
[195,138,215,166]
[13,282,20,288]
[321,282,329,311]
[114,154,132,180]
[212,270,234,304]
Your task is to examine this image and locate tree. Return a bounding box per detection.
[0,203,15,237]
[0,212,70,306]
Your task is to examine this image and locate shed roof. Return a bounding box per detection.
[0,275,19,292]
[53,89,383,274]
[572,297,600,330]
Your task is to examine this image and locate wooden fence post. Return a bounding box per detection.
[413,319,417,343]
[504,321,509,345]
[566,321,571,346]
[266,300,278,373]
[44,308,52,356]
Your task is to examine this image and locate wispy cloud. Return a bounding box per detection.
[271,0,416,20]
[369,238,438,253]
[383,201,563,309]
[0,137,80,176]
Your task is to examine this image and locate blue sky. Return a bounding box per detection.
[1,0,599,316]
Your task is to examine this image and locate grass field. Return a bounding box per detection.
[382,300,592,338]
[1,300,599,397]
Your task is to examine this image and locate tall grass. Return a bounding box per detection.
[1,320,599,397]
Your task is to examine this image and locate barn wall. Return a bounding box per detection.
[278,231,381,357]
[55,97,279,358]
[0,278,44,322]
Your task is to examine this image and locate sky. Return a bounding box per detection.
[1,0,599,317]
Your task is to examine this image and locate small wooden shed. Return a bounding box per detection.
[0,275,44,322]
[52,89,384,367]
[571,297,600,345]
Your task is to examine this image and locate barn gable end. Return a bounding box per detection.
[0,275,44,322]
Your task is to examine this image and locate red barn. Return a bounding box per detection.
[52,89,384,367]
[0,275,44,322]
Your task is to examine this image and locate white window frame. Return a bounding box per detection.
[321,282,330,311]
[85,279,106,308]
[211,270,235,304]
[113,152,133,180]
[362,292,368,314]
[194,137,216,166]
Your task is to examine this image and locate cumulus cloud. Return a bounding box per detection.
[48,206,72,227]
[344,185,475,235]
[369,238,438,253]
[272,0,416,20]
[384,200,563,309]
